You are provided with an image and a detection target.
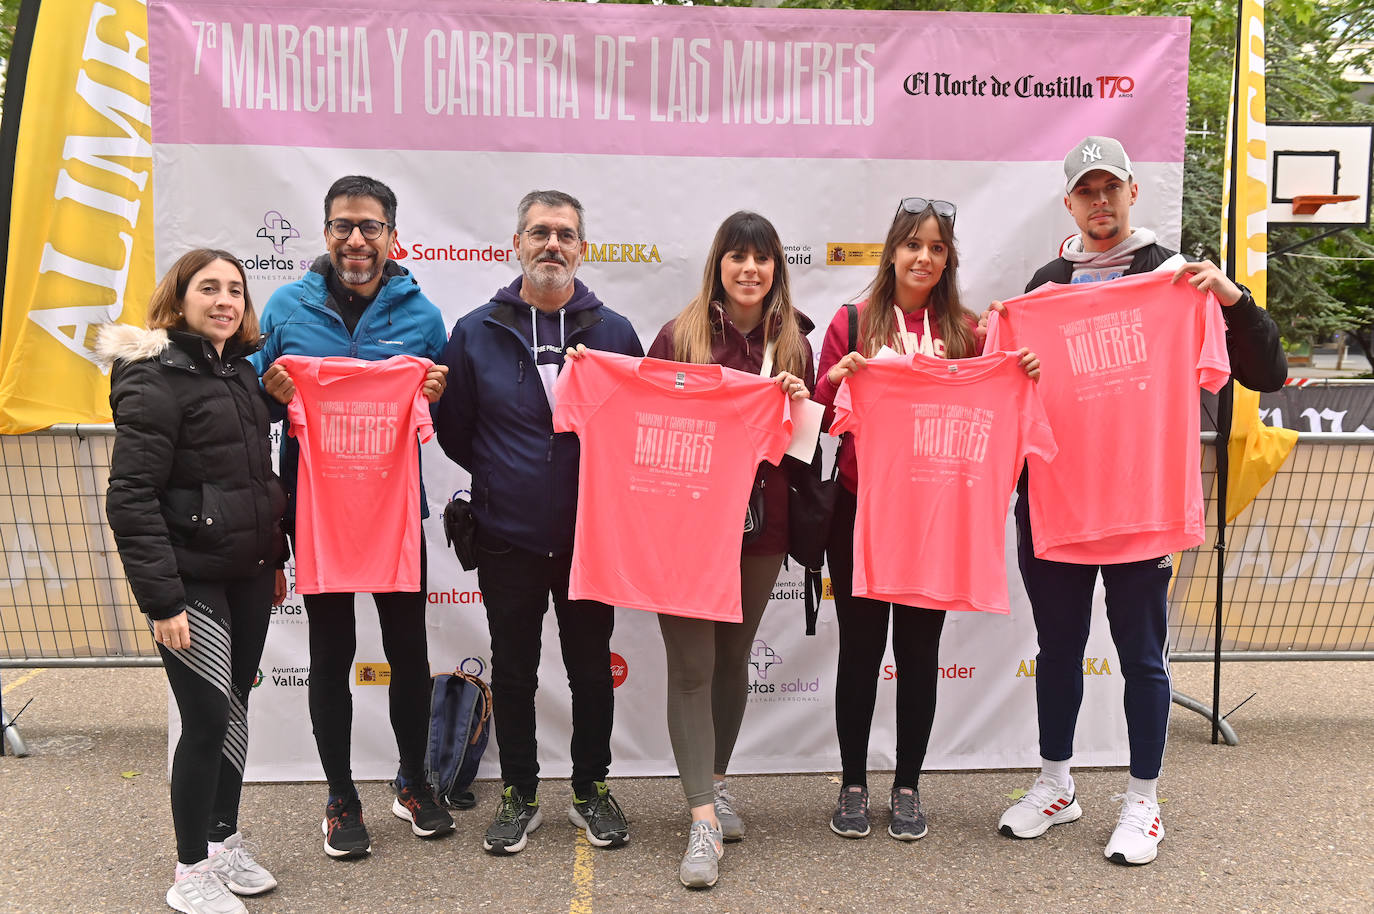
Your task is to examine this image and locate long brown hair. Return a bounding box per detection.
[856,207,975,360]
[671,211,808,378]
[146,249,260,345]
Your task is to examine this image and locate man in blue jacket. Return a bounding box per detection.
[253,175,453,859]
[436,189,643,855]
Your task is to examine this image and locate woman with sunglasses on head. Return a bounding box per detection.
[100,249,287,914]
[646,210,814,889]
[811,198,1039,843]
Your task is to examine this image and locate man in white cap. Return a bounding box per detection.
[994,136,1286,866]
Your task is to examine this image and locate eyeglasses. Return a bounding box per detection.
[325,218,391,240]
[523,226,582,248]
[898,198,957,225]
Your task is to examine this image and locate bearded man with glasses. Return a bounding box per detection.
[435,189,643,855]
[252,175,453,860]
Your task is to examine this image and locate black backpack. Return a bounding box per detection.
[425,667,492,809]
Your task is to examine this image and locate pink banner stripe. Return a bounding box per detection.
[149,0,1188,163]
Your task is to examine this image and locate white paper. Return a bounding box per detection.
[785,397,825,463]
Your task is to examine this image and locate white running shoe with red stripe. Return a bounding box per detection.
[1104,792,1164,865]
[998,775,1083,839]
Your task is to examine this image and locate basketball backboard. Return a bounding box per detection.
[1267,122,1373,227]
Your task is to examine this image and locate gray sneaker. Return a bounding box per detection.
[829,784,871,838]
[888,787,928,840]
[165,859,247,914]
[207,833,277,895]
[679,819,724,889]
[712,779,744,842]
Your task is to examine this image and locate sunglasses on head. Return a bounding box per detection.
[898,197,957,225]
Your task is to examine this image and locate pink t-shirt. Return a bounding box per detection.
[830,351,1057,614]
[552,350,792,622]
[278,355,434,594]
[984,270,1230,563]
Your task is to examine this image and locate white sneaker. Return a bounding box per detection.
[1104,792,1164,865]
[997,775,1083,839]
[166,859,247,914]
[207,832,277,896]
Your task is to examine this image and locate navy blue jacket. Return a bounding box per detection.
[435,278,643,557]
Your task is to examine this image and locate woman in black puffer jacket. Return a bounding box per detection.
[99,249,286,914]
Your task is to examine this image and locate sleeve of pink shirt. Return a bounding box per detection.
[1196,290,1232,393]
[982,308,1010,353]
[552,352,593,435]
[828,375,856,437]
[411,383,434,443]
[1019,376,1058,464]
[751,383,794,466]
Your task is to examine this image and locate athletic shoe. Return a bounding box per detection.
[207,832,276,896]
[568,781,630,847]
[392,777,456,838]
[321,793,371,858]
[829,784,871,838]
[679,819,724,889]
[166,858,247,914]
[1104,792,1164,865]
[713,779,745,842]
[888,787,928,841]
[483,786,542,855]
[997,775,1083,839]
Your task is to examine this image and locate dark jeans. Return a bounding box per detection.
[303,540,431,796]
[477,533,615,798]
[1015,478,1173,779]
[827,488,946,790]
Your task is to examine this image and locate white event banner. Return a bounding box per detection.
[149,0,1192,780]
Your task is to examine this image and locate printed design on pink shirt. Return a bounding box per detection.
[633,411,716,479]
[910,402,994,481]
[1059,306,1150,385]
[317,397,405,461]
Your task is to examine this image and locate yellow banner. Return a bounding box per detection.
[1220,0,1297,522]
[0,0,155,434]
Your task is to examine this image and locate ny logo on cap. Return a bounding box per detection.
[1081,143,1104,163]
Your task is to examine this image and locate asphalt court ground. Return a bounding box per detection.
[2,661,1371,913]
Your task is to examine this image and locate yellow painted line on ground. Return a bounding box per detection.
[569,833,595,914]
[1,668,45,695]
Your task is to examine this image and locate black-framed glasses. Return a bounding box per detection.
[898,197,957,225]
[523,226,582,248]
[325,218,391,240]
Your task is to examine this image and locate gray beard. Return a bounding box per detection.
[339,267,375,285]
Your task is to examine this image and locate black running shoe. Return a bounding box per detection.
[568,781,630,848]
[392,777,456,838]
[483,786,542,855]
[321,793,371,858]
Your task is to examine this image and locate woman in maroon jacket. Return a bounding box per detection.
[647,211,814,889]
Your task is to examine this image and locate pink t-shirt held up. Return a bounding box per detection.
[830,351,1057,614]
[984,270,1230,564]
[552,350,792,623]
[277,354,434,594]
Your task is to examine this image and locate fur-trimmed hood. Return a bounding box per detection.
[94,323,169,366]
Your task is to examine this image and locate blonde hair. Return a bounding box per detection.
[671,211,807,377]
[856,208,975,360]
[146,249,259,345]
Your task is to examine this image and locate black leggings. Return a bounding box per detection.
[827,488,946,791]
[159,569,274,865]
[303,542,431,796]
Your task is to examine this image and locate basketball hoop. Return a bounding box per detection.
[1291,194,1359,216]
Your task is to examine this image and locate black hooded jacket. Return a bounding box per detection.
[100,325,286,619]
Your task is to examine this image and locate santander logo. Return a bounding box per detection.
[390,238,408,260]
